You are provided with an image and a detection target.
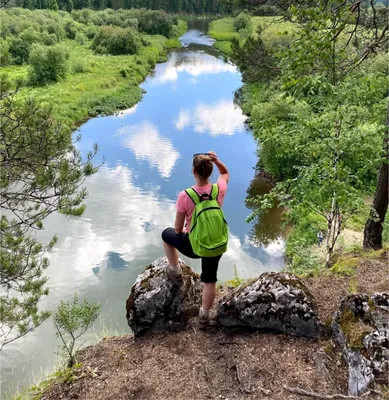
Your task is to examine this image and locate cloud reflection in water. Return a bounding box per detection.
[117,121,180,178]
[174,100,246,136]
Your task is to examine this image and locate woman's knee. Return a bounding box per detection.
[161,227,175,243]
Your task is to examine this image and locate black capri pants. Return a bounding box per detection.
[162,227,222,283]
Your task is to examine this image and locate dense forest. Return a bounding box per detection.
[5,0,223,14]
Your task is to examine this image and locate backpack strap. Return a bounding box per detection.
[211,183,219,202]
[185,188,200,205]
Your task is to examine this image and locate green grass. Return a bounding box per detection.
[208,16,296,55]
[4,20,188,128]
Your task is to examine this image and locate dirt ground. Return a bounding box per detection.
[43,252,388,400]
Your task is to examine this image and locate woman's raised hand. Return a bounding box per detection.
[207,151,217,162]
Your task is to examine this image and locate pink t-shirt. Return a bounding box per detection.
[176,179,228,232]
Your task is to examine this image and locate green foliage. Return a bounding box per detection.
[226,265,245,288]
[53,294,100,367]
[330,256,359,276]
[233,12,251,32]
[72,59,88,73]
[28,43,69,85]
[0,40,11,66]
[285,212,324,277]
[74,31,86,45]
[0,75,97,349]
[9,37,32,65]
[239,4,388,263]
[231,29,278,83]
[91,26,140,55]
[88,85,143,116]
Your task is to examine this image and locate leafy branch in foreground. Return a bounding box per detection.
[0,73,99,349]
[54,295,101,367]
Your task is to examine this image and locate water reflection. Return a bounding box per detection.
[151,50,237,85]
[174,99,247,135]
[246,176,285,247]
[117,121,180,178]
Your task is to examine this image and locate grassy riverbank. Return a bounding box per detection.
[3,19,187,128]
[208,16,295,55]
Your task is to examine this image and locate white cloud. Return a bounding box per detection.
[115,104,138,119]
[152,52,237,84]
[174,100,246,136]
[117,121,180,178]
[174,109,191,131]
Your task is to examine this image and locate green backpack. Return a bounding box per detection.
[186,183,228,257]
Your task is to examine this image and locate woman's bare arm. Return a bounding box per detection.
[208,151,229,184]
[175,211,185,234]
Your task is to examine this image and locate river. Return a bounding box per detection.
[2,20,284,395]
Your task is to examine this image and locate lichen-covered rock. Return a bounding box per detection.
[217,272,321,338]
[332,293,389,397]
[126,257,202,336]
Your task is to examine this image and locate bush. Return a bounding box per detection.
[85,25,97,39]
[28,44,69,86]
[9,37,31,64]
[234,12,251,32]
[72,59,88,73]
[75,31,86,45]
[54,294,100,367]
[0,40,11,66]
[64,20,82,40]
[134,9,175,37]
[41,32,58,46]
[91,26,140,55]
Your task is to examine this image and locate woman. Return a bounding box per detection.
[162,151,229,329]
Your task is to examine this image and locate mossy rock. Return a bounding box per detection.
[217,272,322,338]
[126,257,202,337]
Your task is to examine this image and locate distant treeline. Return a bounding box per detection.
[9,0,224,14]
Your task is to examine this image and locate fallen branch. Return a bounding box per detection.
[283,386,362,399]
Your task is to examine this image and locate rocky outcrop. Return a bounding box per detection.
[332,293,389,397]
[126,257,202,336]
[217,272,322,338]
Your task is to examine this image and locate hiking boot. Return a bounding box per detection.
[166,265,183,286]
[198,309,210,330]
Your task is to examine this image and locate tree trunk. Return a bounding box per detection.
[363,101,389,250]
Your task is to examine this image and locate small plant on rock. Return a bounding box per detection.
[53,294,100,367]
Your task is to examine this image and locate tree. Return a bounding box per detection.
[0,75,98,349]
[243,1,388,266]
[231,27,280,83]
[54,294,100,367]
[49,0,58,9]
[363,101,389,250]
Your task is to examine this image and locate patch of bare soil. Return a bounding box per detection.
[43,253,388,400]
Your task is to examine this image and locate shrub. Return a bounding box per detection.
[72,59,88,73]
[234,12,251,32]
[0,40,11,66]
[64,20,82,40]
[28,44,69,86]
[134,9,175,37]
[91,26,140,55]
[9,37,31,64]
[53,294,100,367]
[41,32,58,46]
[75,31,86,45]
[85,25,97,39]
